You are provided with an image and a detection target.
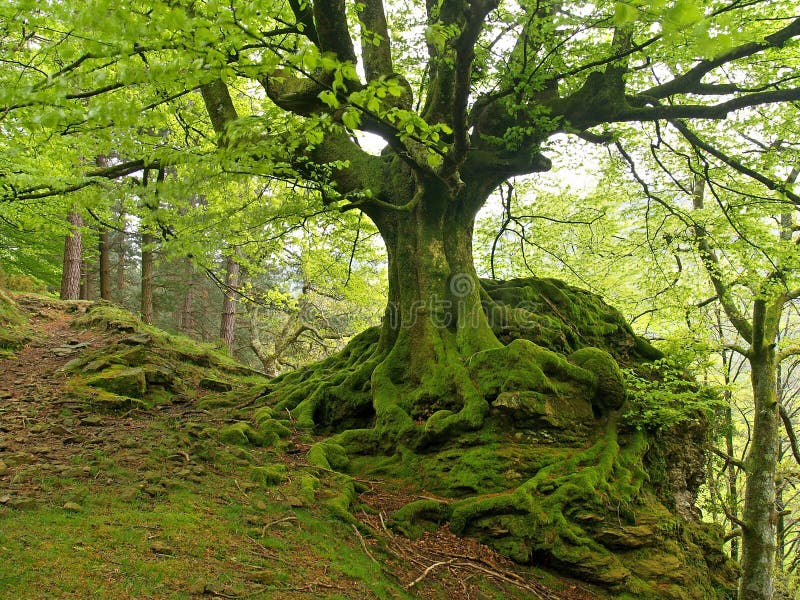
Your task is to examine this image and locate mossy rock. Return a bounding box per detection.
[85,365,147,398]
[481,277,655,363]
[492,390,593,428]
[0,289,31,352]
[199,377,232,392]
[389,499,452,538]
[250,464,288,486]
[570,347,626,414]
[218,422,266,446]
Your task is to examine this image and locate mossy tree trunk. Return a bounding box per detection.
[738,339,780,600]
[359,176,504,438]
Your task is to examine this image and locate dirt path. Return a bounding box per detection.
[0,297,108,505]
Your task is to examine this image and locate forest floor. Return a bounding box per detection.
[0,294,604,600]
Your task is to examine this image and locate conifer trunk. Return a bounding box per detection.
[60,211,83,300]
[115,227,126,297]
[141,232,154,324]
[99,229,111,300]
[220,255,240,353]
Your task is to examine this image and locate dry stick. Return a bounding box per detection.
[405,558,457,589]
[262,515,298,532]
[452,561,551,599]
[352,523,379,564]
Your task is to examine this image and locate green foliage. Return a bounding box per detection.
[623,360,723,431]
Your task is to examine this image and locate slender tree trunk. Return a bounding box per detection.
[80,258,95,300]
[115,227,126,296]
[60,211,83,300]
[726,401,739,561]
[141,232,154,324]
[738,346,780,600]
[220,255,240,353]
[99,229,111,300]
[179,259,195,336]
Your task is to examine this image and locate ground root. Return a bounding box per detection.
[261,326,382,431]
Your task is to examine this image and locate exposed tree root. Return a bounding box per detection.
[252,278,737,598]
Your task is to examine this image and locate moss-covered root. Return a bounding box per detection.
[449,421,647,586]
[265,327,382,431]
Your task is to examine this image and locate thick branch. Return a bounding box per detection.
[450,0,497,163]
[780,403,800,467]
[200,80,239,137]
[3,159,151,202]
[288,0,320,46]
[360,0,393,81]
[313,0,357,63]
[672,120,800,206]
[641,17,800,99]
[711,446,747,471]
[632,87,800,119]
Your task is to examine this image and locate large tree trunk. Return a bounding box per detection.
[60,211,83,300]
[141,232,154,324]
[220,255,240,353]
[738,346,780,600]
[99,229,111,300]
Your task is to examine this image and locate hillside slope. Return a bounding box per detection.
[0,293,601,599]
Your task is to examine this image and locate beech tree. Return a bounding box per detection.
[2,0,800,595]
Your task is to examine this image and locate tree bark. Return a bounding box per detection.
[738,345,780,600]
[220,255,240,353]
[115,227,126,297]
[141,232,154,324]
[99,229,111,300]
[726,401,739,561]
[60,211,83,300]
[80,258,95,300]
[179,258,195,336]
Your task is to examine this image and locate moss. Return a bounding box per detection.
[442,446,508,496]
[250,464,288,486]
[69,384,149,412]
[569,347,626,414]
[0,289,31,353]
[218,422,266,447]
[85,365,147,399]
[324,476,358,524]
[307,440,350,471]
[389,499,452,538]
[254,276,735,598]
[481,278,652,363]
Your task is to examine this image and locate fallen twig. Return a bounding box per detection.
[352,523,379,565]
[405,559,456,589]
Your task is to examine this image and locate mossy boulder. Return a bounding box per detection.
[85,365,147,398]
[569,346,626,415]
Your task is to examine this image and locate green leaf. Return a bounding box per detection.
[342,108,361,130]
[614,2,638,27]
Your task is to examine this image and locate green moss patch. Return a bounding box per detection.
[0,289,31,354]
